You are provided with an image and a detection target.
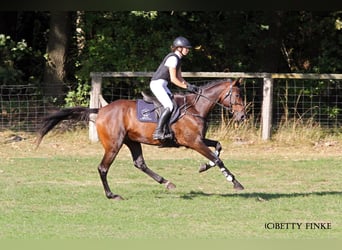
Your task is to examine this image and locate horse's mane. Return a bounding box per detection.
[199,78,233,89]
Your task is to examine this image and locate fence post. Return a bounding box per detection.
[261,75,273,140]
[89,74,102,142]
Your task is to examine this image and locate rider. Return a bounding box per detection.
[150,36,199,140]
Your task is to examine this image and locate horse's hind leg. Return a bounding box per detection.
[98,149,123,200]
[125,140,176,190]
[98,148,124,200]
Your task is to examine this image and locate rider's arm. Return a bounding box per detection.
[169,67,188,89]
[165,55,188,89]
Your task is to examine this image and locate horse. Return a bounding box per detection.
[36,78,246,200]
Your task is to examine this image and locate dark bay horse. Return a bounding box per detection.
[36,78,246,200]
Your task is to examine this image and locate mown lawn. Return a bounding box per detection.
[0,130,341,243]
[0,152,341,240]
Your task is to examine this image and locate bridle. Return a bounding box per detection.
[186,82,244,114]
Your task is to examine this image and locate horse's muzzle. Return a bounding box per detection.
[234,111,246,122]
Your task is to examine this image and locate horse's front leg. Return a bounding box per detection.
[199,138,222,173]
[214,158,244,190]
[191,139,244,191]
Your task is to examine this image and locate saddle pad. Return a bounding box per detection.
[136,99,158,123]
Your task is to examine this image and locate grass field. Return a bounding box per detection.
[0,129,341,240]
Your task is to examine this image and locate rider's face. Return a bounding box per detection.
[181,47,190,56]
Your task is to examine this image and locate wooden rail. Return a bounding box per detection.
[90,72,342,79]
[89,72,342,142]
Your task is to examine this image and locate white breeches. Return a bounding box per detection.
[150,79,174,111]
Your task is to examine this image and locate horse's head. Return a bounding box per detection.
[219,78,246,122]
[188,78,246,123]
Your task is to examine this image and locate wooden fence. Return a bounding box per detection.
[89,72,342,142]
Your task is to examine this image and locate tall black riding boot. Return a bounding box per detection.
[153,108,171,140]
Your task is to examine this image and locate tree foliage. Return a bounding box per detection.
[0,34,44,85]
[74,11,341,84]
[0,11,341,102]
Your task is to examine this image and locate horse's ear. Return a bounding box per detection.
[233,78,244,87]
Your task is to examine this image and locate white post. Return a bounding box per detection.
[261,75,273,140]
[89,74,102,142]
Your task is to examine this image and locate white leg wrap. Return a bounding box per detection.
[220,167,234,182]
[208,150,219,167]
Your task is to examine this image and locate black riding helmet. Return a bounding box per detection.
[172,36,192,48]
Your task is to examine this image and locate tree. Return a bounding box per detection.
[42,11,72,101]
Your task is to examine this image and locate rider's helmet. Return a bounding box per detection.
[172,36,192,48]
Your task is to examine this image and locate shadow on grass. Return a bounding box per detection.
[180,190,342,201]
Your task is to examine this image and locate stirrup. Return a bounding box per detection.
[153,131,172,140]
[163,133,173,139]
[153,131,164,140]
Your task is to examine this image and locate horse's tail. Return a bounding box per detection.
[36,106,99,148]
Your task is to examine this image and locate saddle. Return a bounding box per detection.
[136,92,182,143]
[137,92,181,124]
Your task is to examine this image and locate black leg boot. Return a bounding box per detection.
[153,108,171,140]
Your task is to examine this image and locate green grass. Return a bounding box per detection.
[0,152,341,239]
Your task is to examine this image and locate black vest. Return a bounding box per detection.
[151,52,181,81]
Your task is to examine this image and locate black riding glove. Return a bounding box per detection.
[186,83,199,93]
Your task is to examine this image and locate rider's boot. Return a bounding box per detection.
[153,108,172,140]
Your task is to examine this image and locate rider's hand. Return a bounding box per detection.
[186,83,199,93]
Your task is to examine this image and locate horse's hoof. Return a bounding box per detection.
[199,163,214,173]
[113,195,124,201]
[165,181,176,190]
[107,193,124,200]
[199,164,207,173]
[233,180,244,191]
